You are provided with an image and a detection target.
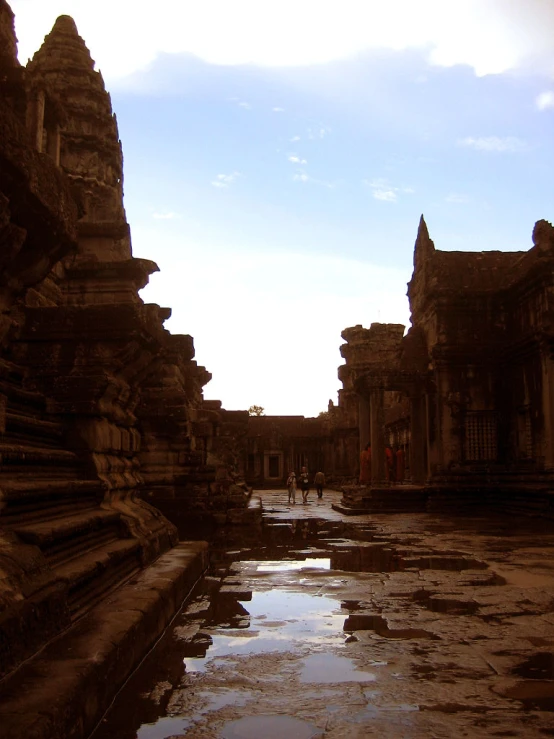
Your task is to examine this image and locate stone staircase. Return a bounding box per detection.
[0,360,141,629]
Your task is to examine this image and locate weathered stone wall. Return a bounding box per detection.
[244,415,332,486]
[0,2,240,682]
[337,214,554,515]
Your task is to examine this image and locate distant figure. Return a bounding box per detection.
[359,444,371,484]
[314,471,325,499]
[286,471,297,504]
[299,466,310,503]
[385,447,394,483]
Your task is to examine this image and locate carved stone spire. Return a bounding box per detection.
[407,215,436,319]
[0,0,18,69]
[413,214,435,270]
[27,15,126,231]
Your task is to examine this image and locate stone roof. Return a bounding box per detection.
[432,249,525,291]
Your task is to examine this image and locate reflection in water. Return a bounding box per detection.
[137,715,191,739]
[184,589,345,673]
[136,690,255,739]
[93,518,494,739]
[299,653,376,683]
[221,714,324,739]
[256,558,331,572]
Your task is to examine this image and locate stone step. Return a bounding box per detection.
[0,542,209,739]
[47,525,121,569]
[0,381,47,416]
[5,411,64,447]
[0,357,25,384]
[56,539,141,620]
[13,509,121,564]
[0,478,102,504]
[0,443,78,466]
[3,497,99,527]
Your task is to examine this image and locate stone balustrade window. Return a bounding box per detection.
[464,411,498,462]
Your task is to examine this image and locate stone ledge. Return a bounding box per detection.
[0,541,209,739]
[331,503,369,516]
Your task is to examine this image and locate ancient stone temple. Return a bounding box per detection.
[244,414,328,486]
[337,215,554,516]
[0,4,248,734]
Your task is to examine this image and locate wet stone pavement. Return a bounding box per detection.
[91,488,554,738]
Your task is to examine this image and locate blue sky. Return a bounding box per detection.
[12,0,554,416]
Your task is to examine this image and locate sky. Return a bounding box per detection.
[10,0,554,417]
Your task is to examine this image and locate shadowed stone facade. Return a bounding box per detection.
[337,216,554,516]
[0,2,247,696]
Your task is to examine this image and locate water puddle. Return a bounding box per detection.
[512,653,554,679]
[343,613,438,640]
[136,689,254,739]
[137,716,191,739]
[299,653,376,683]
[256,558,331,572]
[221,714,324,739]
[90,512,526,739]
[183,587,346,673]
[503,681,554,711]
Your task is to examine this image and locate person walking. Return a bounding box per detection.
[286,471,297,504]
[299,466,310,504]
[314,471,325,499]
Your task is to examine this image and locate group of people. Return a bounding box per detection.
[286,467,325,504]
[359,443,406,485]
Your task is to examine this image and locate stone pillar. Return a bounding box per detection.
[370,387,386,483]
[409,393,427,483]
[425,391,438,477]
[434,363,463,472]
[27,88,45,152]
[46,122,61,165]
[358,395,370,450]
[541,349,554,471]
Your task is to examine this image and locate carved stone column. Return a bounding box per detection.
[45,121,61,164]
[369,386,386,483]
[541,347,554,471]
[409,392,427,483]
[358,395,370,451]
[434,362,463,472]
[26,87,45,152]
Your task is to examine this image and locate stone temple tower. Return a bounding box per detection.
[27,15,126,231]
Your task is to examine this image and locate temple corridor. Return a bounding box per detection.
[91,490,554,739]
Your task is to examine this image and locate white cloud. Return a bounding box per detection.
[536,91,554,111]
[238,101,251,109]
[445,193,469,204]
[211,171,241,188]
[292,170,335,189]
[11,0,554,80]
[457,136,529,152]
[272,106,285,112]
[290,135,301,142]
[288,154,307,164]
[308,126,331,140]
[363,179,413,203]
[374,189,397,202]
[152,211,181,219]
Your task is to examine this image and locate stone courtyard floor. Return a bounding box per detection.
[91,488,554,738]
